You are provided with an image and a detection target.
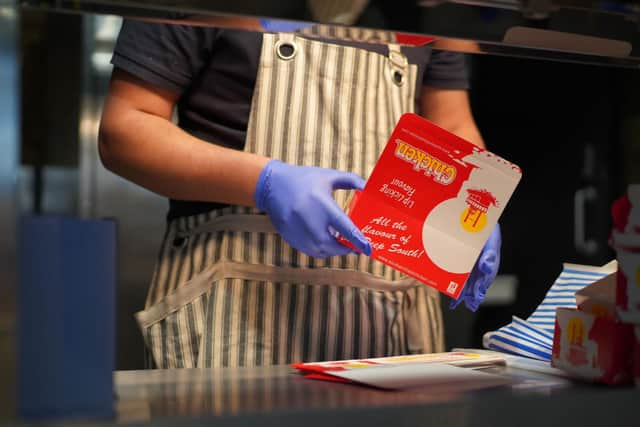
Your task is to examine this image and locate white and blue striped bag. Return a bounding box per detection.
[483,262,615,361]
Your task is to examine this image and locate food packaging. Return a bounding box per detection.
[610,184,640,323]
[575,270,618,318]
[341,113,521,299]
[552,307,634,385]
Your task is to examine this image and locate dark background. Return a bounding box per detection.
[466,54,633,347]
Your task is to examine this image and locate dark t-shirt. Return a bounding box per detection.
[111,20,470,220]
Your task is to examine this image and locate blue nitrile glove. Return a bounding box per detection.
[259,19,314,33]
[450,224,502,312]
[254,159,372,258]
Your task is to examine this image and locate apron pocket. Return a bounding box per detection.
[136,280,210,369]
[404,285,444,354]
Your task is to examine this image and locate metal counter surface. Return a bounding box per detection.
[107,365,639,427]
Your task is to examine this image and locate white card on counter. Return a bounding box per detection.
[328,363,512,390]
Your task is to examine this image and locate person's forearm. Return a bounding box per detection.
[445,119,485,150]
[420,86,485,149]
[98,103,269,207]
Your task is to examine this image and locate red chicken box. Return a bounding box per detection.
[341,113,522,299]
[610,184,640,323]
[576,270,617,318]
[552,307,634,385]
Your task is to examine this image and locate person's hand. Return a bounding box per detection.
[254,159,372,258]
[450,224,501,312]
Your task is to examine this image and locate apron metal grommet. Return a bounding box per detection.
[172,236,188,249]
[275,40,298,60]
[392,69,405,86]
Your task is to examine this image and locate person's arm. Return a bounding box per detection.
[419,85,485,149]
[98,69,270,207]
[99,68,371,257]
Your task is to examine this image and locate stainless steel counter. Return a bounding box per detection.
[102,365,639,427]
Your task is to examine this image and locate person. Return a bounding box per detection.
[98,12,501,369]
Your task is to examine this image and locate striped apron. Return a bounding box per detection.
[135,33,444,369]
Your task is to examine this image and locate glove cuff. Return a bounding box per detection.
[254,159,280,212]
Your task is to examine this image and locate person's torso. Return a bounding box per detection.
[170,29,434,220]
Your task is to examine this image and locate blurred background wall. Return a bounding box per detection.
[0,3,20,418]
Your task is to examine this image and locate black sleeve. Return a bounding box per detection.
[111,19,219,94]
[423,50,469,90]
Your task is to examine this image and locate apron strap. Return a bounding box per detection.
[387,44,408,69]
[387,43,407,86]
[176,214,276,238]
[136,259,418,328]
[275,32,299,61]
[276,32,296,43]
